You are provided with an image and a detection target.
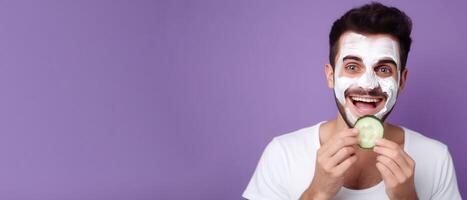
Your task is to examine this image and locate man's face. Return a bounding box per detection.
[333,31,402,127]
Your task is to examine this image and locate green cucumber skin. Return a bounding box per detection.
[354,115,384,149]
[353,115,384,128]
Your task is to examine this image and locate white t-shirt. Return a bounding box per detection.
[243,121,461,200]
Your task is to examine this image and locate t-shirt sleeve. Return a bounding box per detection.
[242,138,290,200]
[431,148,462,200]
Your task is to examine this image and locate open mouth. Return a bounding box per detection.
[346,95,385,117]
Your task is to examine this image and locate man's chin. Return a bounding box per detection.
[347,104,381,119]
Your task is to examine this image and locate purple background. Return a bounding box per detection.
[0,0,465,199]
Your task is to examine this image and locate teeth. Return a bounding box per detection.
[351,97,380,103]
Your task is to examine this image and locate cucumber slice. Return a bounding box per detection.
[353,115,384,149]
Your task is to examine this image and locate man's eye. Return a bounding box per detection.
[376,66,392,73]
[345,64,359,71]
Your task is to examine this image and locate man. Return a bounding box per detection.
[243,2,461,200]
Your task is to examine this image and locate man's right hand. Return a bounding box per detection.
[300,128,360,200]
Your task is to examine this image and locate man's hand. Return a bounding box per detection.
[300,128,359,200]
[374,138,418,200]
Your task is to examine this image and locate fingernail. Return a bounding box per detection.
[352,129,359,133]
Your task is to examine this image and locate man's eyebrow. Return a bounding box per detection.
[376,59,398,67]
[342,55,362,62]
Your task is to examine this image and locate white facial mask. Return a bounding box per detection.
[334,32,401,125]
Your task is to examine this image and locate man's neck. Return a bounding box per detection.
[335,112,350,130]
[324,112,355,136]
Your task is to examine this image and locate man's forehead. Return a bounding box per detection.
[338,31,401,65]
[340,31,399,46]
[339,32,399,51]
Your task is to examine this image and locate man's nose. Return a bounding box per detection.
[356,71,379,89]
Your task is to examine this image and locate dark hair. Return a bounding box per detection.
[329,2,412,71]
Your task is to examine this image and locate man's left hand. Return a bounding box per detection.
[373,138,418,200]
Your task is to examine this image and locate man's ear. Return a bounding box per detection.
[399,68,408,91]
[325,64,334,88]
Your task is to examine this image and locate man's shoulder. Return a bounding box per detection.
[403,126,448,158]
[271,122,323,150]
